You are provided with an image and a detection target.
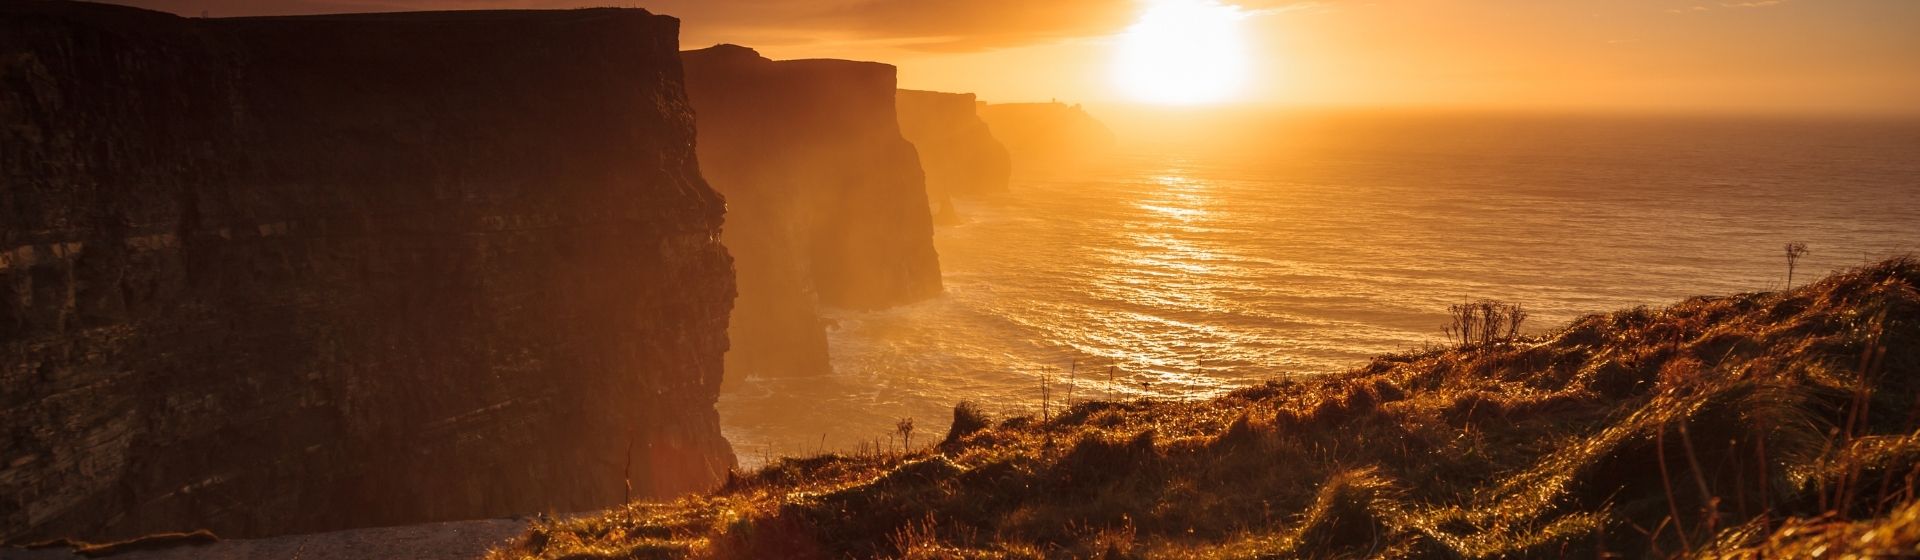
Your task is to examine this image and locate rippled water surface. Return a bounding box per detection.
[719,114,1920,465]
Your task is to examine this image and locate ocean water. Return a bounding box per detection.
[718,113,1920,465]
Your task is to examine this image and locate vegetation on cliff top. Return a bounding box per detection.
[491,258,1920,559]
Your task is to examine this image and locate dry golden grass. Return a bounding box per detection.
[490,257,1920,559]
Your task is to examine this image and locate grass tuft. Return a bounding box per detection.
[943,401,992,447]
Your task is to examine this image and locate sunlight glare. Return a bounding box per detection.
[1112,0,1253,105]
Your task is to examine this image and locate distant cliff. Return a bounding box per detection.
[896,90,1011,222]
[978,102,1117,175]
[1,2,734,541]
[682,45,941,381]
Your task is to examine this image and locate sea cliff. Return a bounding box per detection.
[682,45,942,381]
[1,2,734,540]
[896,90,1012,222]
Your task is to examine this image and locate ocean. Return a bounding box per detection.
[718,112,1920,465]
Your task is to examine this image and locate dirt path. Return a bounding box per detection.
[1,518,531,560]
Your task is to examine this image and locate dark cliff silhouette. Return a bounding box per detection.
[977,101,1117,176]
[682,45,942,382]
[1,1,734,541]
[896,90,1012,223]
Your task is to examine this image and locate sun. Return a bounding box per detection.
[1112,0,1253,105]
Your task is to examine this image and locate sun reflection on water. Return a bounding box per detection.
[720,121,1920,466]
[1082,169,1269,393]
[1134,174,1216,222]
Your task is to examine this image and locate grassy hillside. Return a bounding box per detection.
[491,258,1919,559]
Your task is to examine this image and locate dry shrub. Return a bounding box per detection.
[1443,300,1529,346]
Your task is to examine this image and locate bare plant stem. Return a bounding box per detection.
[1785,242,1808,289]
[1756,416,1771,526]
[1108,365,1117,401]
[1040,370,1052,424]
[1677,422,1718,537]
[1066,360,1078,409]
[624,430,635,504]
[1656,422,1693,553]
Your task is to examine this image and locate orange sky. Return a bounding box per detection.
[109,0,1920,115]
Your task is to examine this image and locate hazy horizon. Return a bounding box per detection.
[97,0,1920,117]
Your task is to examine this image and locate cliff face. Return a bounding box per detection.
[682,45,941,380]
[1,2,735,541]
[895,90,1011,221]
[977,102,1116,176]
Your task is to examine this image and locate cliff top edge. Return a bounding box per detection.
[684,43,897,74]
[3,1,669,26]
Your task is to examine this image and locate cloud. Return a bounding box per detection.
[1667,0,1787,14]
[1245,1,1330,16]
[795,0,1136,52]
[715,0,1328,53]
[104,0,1133,51]
[106,0,1327,53]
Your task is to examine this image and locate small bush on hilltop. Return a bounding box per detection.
[1443,299,1528,346]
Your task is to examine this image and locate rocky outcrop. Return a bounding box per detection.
[895,90,1011,222]
[682,45,941,381]
[977,102,1117,175]
[1,2,735,541]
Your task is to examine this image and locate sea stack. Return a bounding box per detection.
[682,45,942,381]
[1,2,735,541]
